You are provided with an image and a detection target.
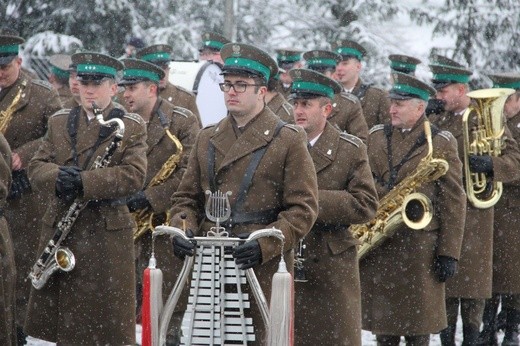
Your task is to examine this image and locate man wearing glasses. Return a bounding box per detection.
[168,43,319,345]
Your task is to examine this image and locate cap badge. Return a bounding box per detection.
[313,51,319,57]
[84,54,92,62]
[232,44,241,56]
[294,70,302,79]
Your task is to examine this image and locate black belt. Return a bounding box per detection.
[225,208,281,228]
[89,198,127,208]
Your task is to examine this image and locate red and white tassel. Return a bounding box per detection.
[141,255,163,346]
[267,259,294,346]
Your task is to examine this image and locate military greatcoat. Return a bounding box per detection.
[328,91,369,142]
[492,109,520,293]
[0,75,62,327]
[169,107,319,345]
[0,134,14,346]
[351,78,391,129]
[295,122,378,346]
[361,116,466,335]
[135,98,200,318]
[266,91,293,123]
[25,103,147,345]
[430,109,520,298]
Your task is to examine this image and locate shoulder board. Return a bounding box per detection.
[369,124,385,134]
[281,102,293,115]
[112,101,126,111]
[438,130,454,141]
[339,91,359,103]
[31,79,53,91]
[203,123,217,130]
[50,108,71,118]
[368,85,386,93]
[173,106,193,118]
[124,112,145,125]
[174,84,196,96]
[283,123,300,132]
[339,132,361,148]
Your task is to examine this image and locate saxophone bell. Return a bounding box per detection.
[30,247,76,290]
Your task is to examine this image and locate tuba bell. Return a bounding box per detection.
[462,88,515,209]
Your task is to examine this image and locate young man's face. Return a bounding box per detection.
[221,75,266,118]
[504,92,520,119]
[78,78,117,111]
[334,58,361,87]
[199,48,223,65]
[0,57,22,89]
[292,97,331,139]
[69,71,80,96]
[123,82,156,114]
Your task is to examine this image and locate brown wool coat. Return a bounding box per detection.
[328,91,369,142]
[0,134,15,346]
[24,103,147,345]
[169,107,319,345]
[352,78,391,129]
[430,109,520,298]
[294,123,378,346]
[134,97,200,314]
[492,110,520,293]
[267,91,294,124]
[0,75,63,326]
[361,116,466,335]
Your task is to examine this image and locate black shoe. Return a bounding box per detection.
[476,327,498,346]
[440,324,456,346]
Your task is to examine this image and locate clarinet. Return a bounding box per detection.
[29,102,126,289]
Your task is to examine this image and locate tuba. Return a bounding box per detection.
[462,88,515,209]
[350,121,449,260]
[29,103,125,289]
[133,125,183,241]
[0,87,23,133]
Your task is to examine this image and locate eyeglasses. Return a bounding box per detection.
[219,82,262,93]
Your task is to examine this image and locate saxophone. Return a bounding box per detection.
[29,103,125,289]
[350,121,449,260]
[133,125,183,241]
[0,87,23,133]
[462,88,515,209]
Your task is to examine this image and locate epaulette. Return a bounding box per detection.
[174,84,196,97]
[124,112,145,125]
[369,85,387,94]
[204,123,218,130]
[438,130,454,141]
[173,106,193,118]
[369,124,385,134]
[283,123,300,132]
[339,132,361,148]
[31,79,53,91]
[50,108,71,118]
[281,102,293,115]
[112,101,126,111]
[339,91,360,104]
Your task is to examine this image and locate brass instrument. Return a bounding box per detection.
[133,127,183,241]
[0,87,23,133]
[29,103,125,289]
[350,121,449,260]
[462,88,515,209]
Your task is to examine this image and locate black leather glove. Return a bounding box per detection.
[233,233,262,270]
[8,169,32,200]
[425,99,445,116]
[469,155,494,174]
[172,229,196,260]
[434,255,458,282]
[126,190,151,212]
[56,166,83,201]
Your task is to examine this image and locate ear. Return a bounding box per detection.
[322,102,333,118]
[109,82,118,97]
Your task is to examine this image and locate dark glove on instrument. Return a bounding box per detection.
[126,190,151,212]
[469,155,494,174]
[8,169,31,200]
[172,229,196,260]
[55,166,83,202]
[434,255,458,282]
[233,233,262,270]
[425,99,445,116]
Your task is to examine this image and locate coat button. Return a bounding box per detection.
[217,179,223,184]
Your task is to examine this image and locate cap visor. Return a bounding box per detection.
[220,66,263,79]
[288,92,322,100]
[0,55,16,66]
[389,91,415,100]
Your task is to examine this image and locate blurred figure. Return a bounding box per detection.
[48,54,73,105]
[274,48,303,98]
[122,36,146,58]
[198,32,230,65]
